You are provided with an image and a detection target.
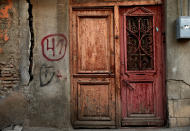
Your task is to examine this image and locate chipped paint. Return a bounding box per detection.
[0,0,13,43]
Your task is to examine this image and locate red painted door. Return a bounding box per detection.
[120,6,165,126]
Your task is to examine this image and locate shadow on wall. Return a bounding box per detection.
[0,92,27,129]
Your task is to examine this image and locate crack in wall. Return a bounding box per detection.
[167,79,190,87]
[26,0,34,83]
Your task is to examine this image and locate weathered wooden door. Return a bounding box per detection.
[71,8,116,128]
[120,6,165,126]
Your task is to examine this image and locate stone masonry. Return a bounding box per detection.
[167,80,190,127]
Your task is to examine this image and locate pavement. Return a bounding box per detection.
[2,126,190,131]
[22,127,190,131]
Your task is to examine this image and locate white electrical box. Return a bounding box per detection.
[176,16,190,39]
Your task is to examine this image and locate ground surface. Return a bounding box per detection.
[22,127,190,131]
[2,126,190,131]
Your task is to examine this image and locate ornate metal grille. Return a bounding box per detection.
[126,16,154,71]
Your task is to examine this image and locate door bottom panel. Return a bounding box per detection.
[122,118,164,127]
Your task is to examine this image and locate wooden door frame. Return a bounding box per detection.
[69,0,166,128]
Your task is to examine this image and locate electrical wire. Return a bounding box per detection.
[180,0,183,16]
[188,0,190,16]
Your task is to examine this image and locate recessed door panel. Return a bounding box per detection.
[77,81,110,121]
[73,10,114,74]
[77,15,110,73]
[122,81,155,117]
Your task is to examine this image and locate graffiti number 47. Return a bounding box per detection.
[41,34,67,61]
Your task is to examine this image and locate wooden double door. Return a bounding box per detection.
[71,6,165,128]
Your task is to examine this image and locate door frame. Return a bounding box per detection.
[69,0,166,128]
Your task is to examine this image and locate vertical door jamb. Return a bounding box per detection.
[69,4,74,126]
[114,5,121,128]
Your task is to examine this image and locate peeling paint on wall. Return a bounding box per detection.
[0,0,13,44]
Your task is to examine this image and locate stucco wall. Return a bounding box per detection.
[166,0,190,127]
[27,0,70,128]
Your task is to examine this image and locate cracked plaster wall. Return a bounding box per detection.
[167,0,190,127]
[26,0,70,129]
[0,0,71,129]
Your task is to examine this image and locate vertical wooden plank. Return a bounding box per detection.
[114,5,121,128]
[157,5,166,123]
[161,0,167,124]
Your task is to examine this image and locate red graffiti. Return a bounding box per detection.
[41,34,67,61]
[56,71,63,79]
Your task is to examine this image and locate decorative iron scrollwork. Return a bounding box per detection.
[126,16,154,71]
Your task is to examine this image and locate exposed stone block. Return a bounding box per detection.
[167,80,181,100]
[174,99,190,117]
[181,83,190,99]
[177,118,190,127]
[168,100,174,117]
[169,118,177,128]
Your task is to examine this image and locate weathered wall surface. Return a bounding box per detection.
[0,0,29,128]
[1,0,190,129]
[27,0,70,129]
[0,0,20,97]
[166,0,190,127]
[0,0,71,129]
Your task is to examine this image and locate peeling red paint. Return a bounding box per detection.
[0,0,13,43]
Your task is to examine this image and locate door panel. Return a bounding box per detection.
[72,9,114,75]
[73,78,116,128]
[120,6,165,126]
[122,81,155,116]
[71,9,116,128]
[77,81,111,121]
[77,15,111,73]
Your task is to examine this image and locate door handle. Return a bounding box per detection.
[122,80,134,91]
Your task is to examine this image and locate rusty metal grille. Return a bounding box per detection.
[126,16,154,71]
